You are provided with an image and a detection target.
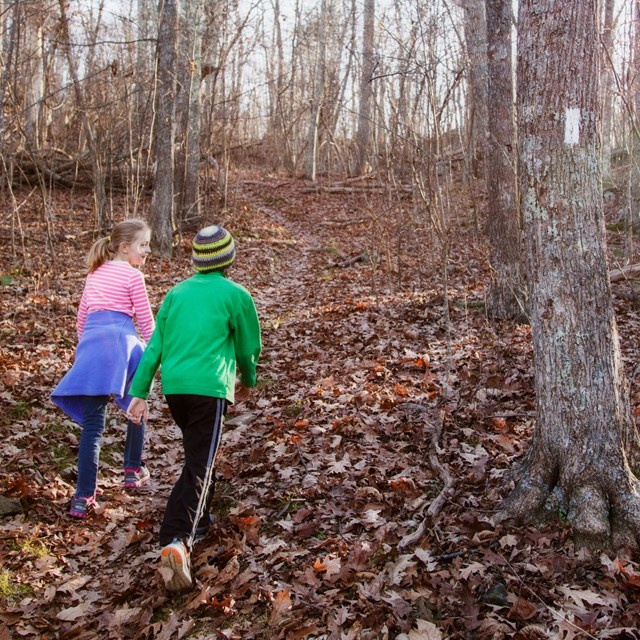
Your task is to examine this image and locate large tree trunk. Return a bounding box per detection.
[150,0,178,257]
[500,0,640,551]
[484,0,524,320]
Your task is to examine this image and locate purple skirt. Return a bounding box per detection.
[51,310,145,424]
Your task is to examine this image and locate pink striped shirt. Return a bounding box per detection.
[77,261,155,342]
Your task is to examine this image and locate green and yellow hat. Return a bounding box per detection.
[192,225,236,273]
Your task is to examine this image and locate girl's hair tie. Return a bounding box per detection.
[106,235,111,242]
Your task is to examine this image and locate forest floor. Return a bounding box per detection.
[1,172,640,640]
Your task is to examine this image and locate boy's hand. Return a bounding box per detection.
[127,397,149,424]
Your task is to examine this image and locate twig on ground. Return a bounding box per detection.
[397,411,455,549]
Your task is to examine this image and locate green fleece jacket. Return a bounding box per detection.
[129,271,261,403]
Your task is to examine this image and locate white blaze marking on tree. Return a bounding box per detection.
[564,108,581,145]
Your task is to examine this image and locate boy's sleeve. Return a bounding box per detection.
[129,293,169,398]
[233,292,262,387]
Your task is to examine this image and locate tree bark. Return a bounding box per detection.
[500,0,640,551]
[484,0,525,320]
[150,0,178,257]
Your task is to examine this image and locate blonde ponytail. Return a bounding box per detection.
[87,236,114,272]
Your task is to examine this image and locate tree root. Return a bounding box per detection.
[496,474,550,525]
[499,468,640,551]
[611,489,640,551]
[568,486,610,548]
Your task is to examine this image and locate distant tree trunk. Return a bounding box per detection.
[457,0,488,181]
[484,0,524,320]
[58,0,107,231]
[268,0,294,173]
[500,0,640,551]
[305,0,328,180]
[174,0,204,224]
[628,1,640,233]
[136,0,156,133]
[150,0,178,257]
[601,0,615,181]
[23,8,45,147]
[355,0,375,175]
[0,1,18,187]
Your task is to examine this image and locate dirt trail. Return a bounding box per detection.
[3,180,487,639]
[8,179,638,639]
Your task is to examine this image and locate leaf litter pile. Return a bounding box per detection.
[1,177,640,639]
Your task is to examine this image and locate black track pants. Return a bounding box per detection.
[160,395,227,548]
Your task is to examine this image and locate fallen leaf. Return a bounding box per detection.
[396,619,443,640]
[509,597,538,621]
[268,589,292,626]
[56,602,92,621]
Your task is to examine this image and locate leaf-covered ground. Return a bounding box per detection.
[1,175,640,639]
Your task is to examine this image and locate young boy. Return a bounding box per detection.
[127,225,261,592]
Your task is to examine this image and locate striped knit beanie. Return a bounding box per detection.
[192,225,236,273]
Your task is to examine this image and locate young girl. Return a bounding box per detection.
[52,219,155,519]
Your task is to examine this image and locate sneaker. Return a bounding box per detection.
[124,465,150,489]
[68,495,96,519]
[160,539,193,592]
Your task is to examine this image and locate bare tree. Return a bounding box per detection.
[0,0,18,188]
[305,0,328,180]
[484,0,524,319]
[265,0,294,172]
[627,0,640,236]
[150,0,178,257]
[355,0,375,175]
[601,0,616,181]
[136,0,157,133]
[500,0,640,550]
[58,0,107,230]
[174,0,205,225]
[456,0,488,181]
[129,0,158,211]
[21,4,46,147]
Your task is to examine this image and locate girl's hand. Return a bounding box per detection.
[235,384,251,404]
[127,398,148,424]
